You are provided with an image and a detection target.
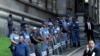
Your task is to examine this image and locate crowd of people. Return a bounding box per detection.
[7,14,100,56]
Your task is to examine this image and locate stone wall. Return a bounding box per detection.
[0,0,57,36]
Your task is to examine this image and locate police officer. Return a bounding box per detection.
[62,18,70,48]
[7,14,13,37]
[21,25,30,44]
[70,17,80,47]
[53,22,61,54]
[20,17,27,32]
[65,18,71,47]
[21,25,32,54]
[9,27,19,56]
[48,22,54,37]
[53,22,61,42]
[39,22,51,56]
[30,27,42,56]
[48,22,55,55]
[62,19,68,47]
[56,17,62,29]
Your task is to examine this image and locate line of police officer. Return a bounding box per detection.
[8,14,81,56]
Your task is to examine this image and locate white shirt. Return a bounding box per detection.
[87,22,91,30]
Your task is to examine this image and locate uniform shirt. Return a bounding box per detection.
[62,20,67,29]
[66,22,71,29]
[22,31,30,44]
[70,21,79,31]
[87,22,91,30]
[7,17,13,26]
[39,27,50,51]
[30,32,40,44]
[40,27,50,38]
[15,42,29,56]
[21,20,27,27]
[10,33,19,44]
[54,26,60,35]
[49,27,55,35]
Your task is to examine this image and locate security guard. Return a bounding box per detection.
[70,17,80,47]
[9,27,19,56]
[39,22,50,56]
[30,27,42,56]
[7,14,13,37]
[20,17,27,32]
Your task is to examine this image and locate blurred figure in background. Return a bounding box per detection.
[7,14,13,37]
[56,17,62,29]
[85,18,94,41]
[70,16,80,47]
[20,17,27,32]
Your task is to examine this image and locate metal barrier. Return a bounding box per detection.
[46,33,69,56]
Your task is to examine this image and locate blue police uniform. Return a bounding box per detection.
[10,30,19,56]
[48,22,55,36]
[54,26,61,43]
[39,27,50,56]
[10,33,19,44]
[14,42,30,56]
[22,31,30,44]
[53,26,62,54]
[70,20,80,47]
[21,25,34,54]
[20,18,27,31]
[62,20,68,42]
[21,30,35,54]
[7,17,13,37]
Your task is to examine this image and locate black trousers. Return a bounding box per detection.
[86,30,94,41]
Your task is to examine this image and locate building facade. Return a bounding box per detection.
[0,0,68,36]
